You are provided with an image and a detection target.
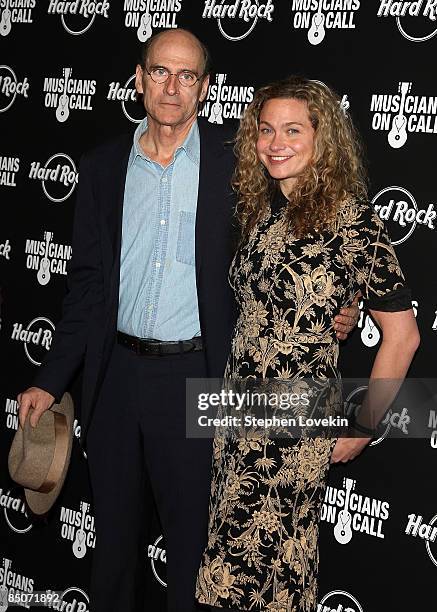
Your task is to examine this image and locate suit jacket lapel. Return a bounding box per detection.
[196,119,230,283]
[97,132,132,295]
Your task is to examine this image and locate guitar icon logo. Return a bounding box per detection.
[137,1,152,42]
[361,315,380,348]
[308,0,326,45]
[333,477,355,544]
[72,501,90,559]
[340,94,350,114]
[388,82,412,149]
[208,74,226,124]
[0,0,12,37]
[56,68,72,123]
[37,231,53,286]
[0,558,11,612]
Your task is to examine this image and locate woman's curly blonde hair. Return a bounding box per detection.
[233,76,368,237]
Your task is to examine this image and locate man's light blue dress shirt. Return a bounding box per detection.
[117,117,201,341]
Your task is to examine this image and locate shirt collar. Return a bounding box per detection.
[181,120,200,165]
[130,116,149,166]
[129,116,200,168]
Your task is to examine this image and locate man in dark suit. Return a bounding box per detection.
[18,29,358,612]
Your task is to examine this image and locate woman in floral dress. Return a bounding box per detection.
[195,77,420,612]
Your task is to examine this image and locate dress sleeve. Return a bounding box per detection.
[340,200,412,312]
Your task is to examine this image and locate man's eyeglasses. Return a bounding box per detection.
[146,67,203,87]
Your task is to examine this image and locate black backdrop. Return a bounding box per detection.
[1,2,437,611]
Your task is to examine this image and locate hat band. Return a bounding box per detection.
[37,412,69,494]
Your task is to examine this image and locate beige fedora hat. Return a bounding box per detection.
[8,392,74,515]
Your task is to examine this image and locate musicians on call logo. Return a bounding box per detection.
[290,0,360,45]
[43,67,96,122]
[0,155,19,186]
[59,502,96,559]
[25,232,72,285]
[123,0,182,42]
[198,73,254,122]
[0,0,35,37]
[370,81,437,148]
[321,477,390,541]
[0,558,35,610]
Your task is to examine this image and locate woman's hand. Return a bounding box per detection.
[330,436,371,464]
[334,292,361,340]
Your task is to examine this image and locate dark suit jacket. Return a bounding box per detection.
[32,118,237,451]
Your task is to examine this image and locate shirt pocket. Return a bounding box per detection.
[176,211,196,266]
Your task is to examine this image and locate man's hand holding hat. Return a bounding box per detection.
[17,387,56,429]
[9,392,74,515]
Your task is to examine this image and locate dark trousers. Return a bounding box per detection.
[86,341,212,612]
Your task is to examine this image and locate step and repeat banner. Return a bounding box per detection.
[1,2,437,611]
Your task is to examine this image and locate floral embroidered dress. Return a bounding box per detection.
[196,191,411,611]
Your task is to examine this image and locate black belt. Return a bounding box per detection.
[117,331,203,356]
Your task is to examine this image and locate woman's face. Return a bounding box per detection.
[256,97,315,194]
